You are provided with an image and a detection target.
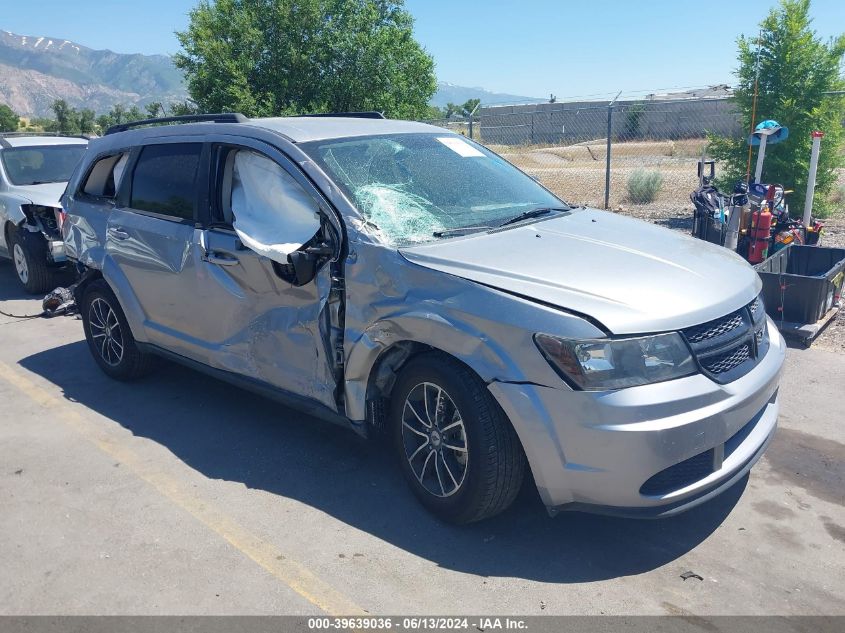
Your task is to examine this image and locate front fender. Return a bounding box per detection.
[0,195,30,249]
[340,243,606,423]
[344,309,527,421]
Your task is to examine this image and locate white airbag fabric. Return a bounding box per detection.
[231,151,320,264]
[113,153,129,189]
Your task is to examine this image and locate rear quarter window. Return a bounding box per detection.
[129,144,201,221]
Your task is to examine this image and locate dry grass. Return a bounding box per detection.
[491,139,707,210]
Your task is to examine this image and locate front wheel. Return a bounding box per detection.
[391,353,525,524]
[9,228,54,294]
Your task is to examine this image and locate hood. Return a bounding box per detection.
[400,208,761,335]
[10,182,67,208]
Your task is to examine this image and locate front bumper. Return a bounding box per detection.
[489,317,785,515]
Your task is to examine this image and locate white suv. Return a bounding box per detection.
[0,133,87,293]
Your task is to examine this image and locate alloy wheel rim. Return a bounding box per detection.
[89,298,124,366]
[12,244,28,283]
[401,382,468,498]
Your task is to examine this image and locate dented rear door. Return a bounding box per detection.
[105,141,206,351]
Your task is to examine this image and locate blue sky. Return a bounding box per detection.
[3,0,843,99]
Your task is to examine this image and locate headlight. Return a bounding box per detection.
[534,332,697,391]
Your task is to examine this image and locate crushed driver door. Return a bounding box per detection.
[189,138,341,412]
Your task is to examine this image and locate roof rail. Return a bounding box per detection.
[302,111,386,119]
[105,113,248,135]
[0,131,92,148]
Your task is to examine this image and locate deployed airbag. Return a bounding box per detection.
[231,151,321,264]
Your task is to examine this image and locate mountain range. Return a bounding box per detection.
[0,29,541,118]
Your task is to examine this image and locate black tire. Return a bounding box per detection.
[81,280,155,380]
[391,352,525,524]
[8,227,55,294]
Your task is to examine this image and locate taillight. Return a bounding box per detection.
[54,208,67,232]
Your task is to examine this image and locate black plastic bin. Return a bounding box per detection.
[755,245,845,325]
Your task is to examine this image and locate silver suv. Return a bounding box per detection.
[62,113,784,523]
[0,133,88,293]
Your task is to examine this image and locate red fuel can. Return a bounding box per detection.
[747,209,773,263]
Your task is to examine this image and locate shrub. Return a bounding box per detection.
[627,169,664,204]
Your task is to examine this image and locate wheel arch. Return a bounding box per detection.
[2,199,28,228]
[345,311,526,424]
[3,216,26,251]
[79,264,149,345]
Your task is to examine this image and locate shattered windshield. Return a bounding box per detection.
[300,133,567,246]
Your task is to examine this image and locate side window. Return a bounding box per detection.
[81,153,128,199]
[130,144,201,221]
[215,147,321,263]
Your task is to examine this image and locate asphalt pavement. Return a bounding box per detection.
[0,260,843,615]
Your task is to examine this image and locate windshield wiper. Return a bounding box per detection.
[433,226,494,238]
[497,206,569,228]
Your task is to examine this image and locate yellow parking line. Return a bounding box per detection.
[0,360,366,616]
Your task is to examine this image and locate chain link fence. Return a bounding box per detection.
[424,96,745,222]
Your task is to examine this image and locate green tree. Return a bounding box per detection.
[169,100,199,116]
[77,109,96,135]
[52,99,80,134]
[28,117,58,132]
[145,102,166,118]
[444,102,462,118]
[0,104,20,132]
[709,0,845,216]
[174,0,436,119]
[95,104,148,134]
[461,98,481,116]
[622,103,646,140]
[424,105,445,120]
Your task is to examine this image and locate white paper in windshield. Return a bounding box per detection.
[437,136,485,158]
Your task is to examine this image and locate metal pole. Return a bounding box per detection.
[468,102,481,140]
[604,91,621,210]
[753,133,767,183]
[803,131,824,225]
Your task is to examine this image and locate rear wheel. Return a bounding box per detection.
[81,280,155,380]
[391,353,525,524]
[9,228,54,294]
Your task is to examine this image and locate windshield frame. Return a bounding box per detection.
[0,143,88,187]
[299,132,570,247]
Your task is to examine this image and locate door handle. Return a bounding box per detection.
[205,252,239,267]
[108,227,130,240]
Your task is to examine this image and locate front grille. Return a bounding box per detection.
[681,296,765,384]
[640,396,771,497]
[684,311,744,343]
[702,343,751,375]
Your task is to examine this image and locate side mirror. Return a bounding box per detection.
[287,243,334,286]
